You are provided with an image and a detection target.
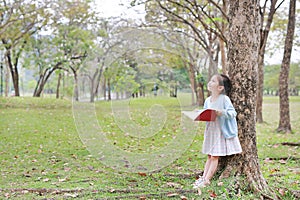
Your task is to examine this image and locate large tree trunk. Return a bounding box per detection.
[219,1,276,198]
[277,0,295,133]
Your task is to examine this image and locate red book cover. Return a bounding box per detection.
[195,109,217,121]
[182,109,217,121]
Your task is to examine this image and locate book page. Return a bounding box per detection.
[182,110,203,120]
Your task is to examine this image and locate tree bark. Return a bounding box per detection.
[93,65,104,102]
[187,63,197,106]
[256,52,264,123]
[219,1,277,198]
[277,0,295,133]
[256,0,281,123]
[5,62,9,97]
[107,78,111,101]
[73,72,79,101]
[56,72,62,99]
[219,37,227,74]
[33,63,62,97]
[103,78,106,101]
[196,82,204,106]
[220,0,228,74]
[89,68,100,103]
[5,49,20,96]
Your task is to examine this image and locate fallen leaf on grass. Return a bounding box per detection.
[167,193,179,197]
[64,193,79,198]
[217,182,223,186]
[64,167,71,172]
[180,195,188,200]
[59,178,67,182]
[279,159,287,164]
[23,173,31,177]
[109,189,115,193]
[278,188,286,196]
[166,182,181,188]
[270,168,280,174]
[210,191,217,198]
[138,172,147,177]
[22,190,29,194]
[264,158,274,163]
[43,178,49,182]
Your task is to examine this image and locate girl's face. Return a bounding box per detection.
[207,75,224,94]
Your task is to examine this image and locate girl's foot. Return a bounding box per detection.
[193,178,205,189]
[192,178,210,189]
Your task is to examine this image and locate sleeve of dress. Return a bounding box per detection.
[220,95,238,138]
[221,96,237,119]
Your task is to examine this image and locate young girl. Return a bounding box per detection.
[193,74,242,189]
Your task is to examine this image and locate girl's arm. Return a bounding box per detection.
[221,96,237,119]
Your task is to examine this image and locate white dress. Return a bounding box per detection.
[202,95,242,156]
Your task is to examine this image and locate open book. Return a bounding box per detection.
[182,109,217,121]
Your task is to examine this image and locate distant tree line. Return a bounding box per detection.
[264,62,300,96]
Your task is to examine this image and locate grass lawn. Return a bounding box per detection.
[0,95,299,199]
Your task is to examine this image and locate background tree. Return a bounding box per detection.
[256,0,284,123]
[25,34,69,97]
[157,28,207,105]
[288,62,300,95]
[1,0,50,96]
[277,0,296,133]
[137,0,228,102]
[264,62,300,96]
[25,0,96,98]
[264,64,280,95]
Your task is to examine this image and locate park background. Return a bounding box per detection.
[1,0,300,199]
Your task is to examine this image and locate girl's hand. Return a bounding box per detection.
[216,110,223,116]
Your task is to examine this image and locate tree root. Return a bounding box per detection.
[218,162,280,200]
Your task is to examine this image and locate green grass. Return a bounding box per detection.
[0,95,299,199]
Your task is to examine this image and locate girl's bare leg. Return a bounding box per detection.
[204,156,219,184]
[202,155,211,178]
